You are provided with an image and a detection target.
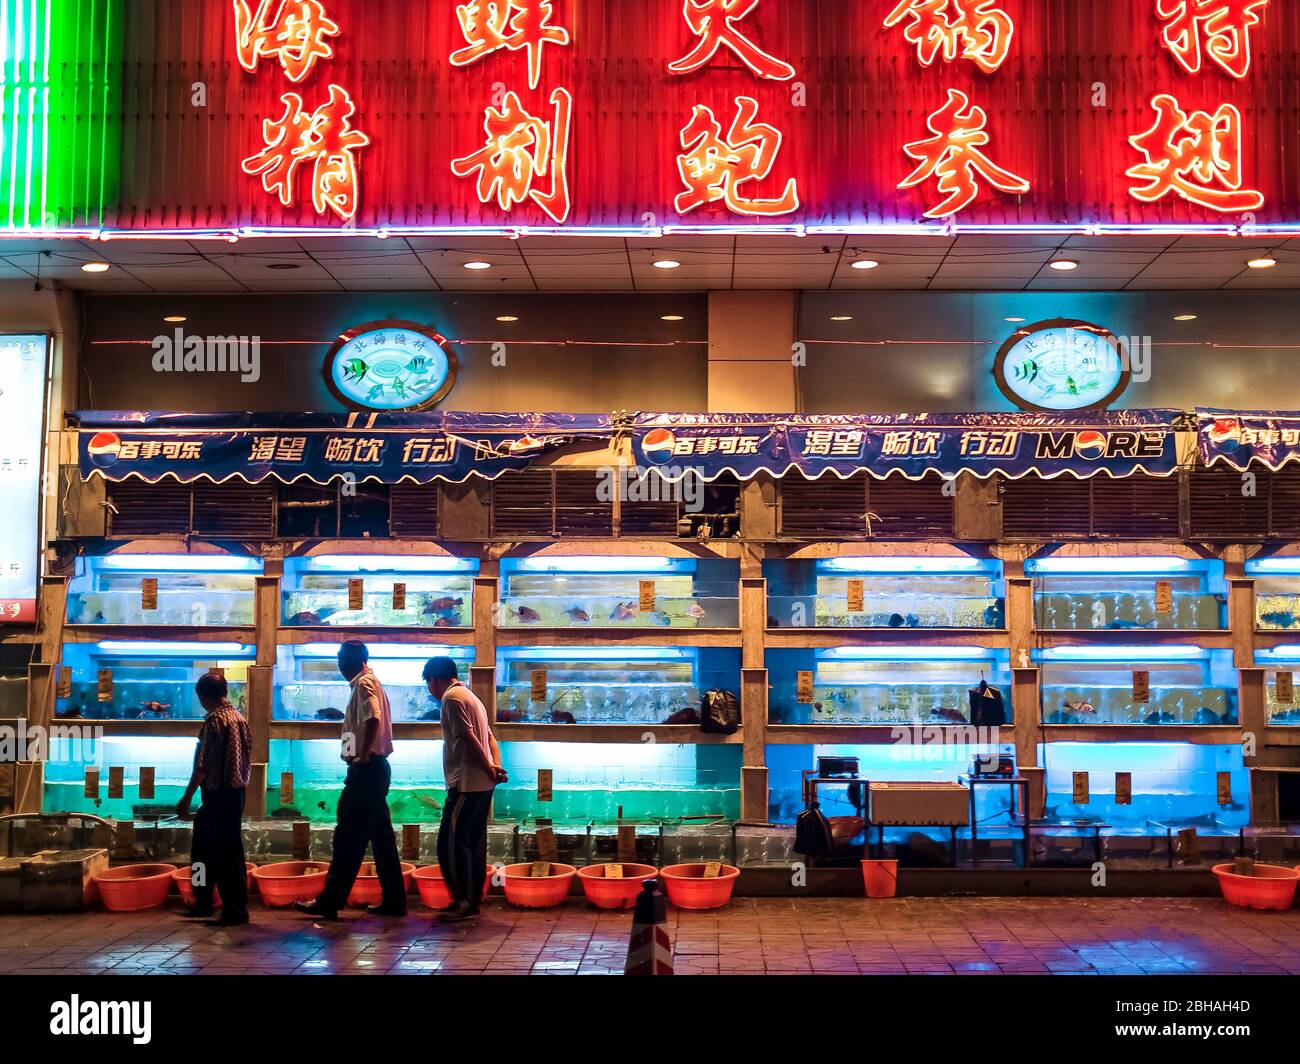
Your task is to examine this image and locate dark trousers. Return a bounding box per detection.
[190,787,248,917]
[318,756,405,911]
[437,787,494,910]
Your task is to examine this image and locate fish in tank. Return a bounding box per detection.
[1028,556,1226,630]
[65,554,260,626]
[280,554,476,628]
[273,643,472,721]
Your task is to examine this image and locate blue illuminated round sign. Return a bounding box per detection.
[993,318,1130,411]
[324,320,457,411]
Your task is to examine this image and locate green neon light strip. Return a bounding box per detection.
[0,0,121,229]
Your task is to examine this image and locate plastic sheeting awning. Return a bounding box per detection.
[1198,409,1300,473]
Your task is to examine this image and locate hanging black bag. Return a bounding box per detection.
[968,679,1006,727]
[699,688,740,734]
[795,801,835,860]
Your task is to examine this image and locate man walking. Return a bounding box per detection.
[423,657,507,922]
[177,671,251,927]
[296,639,407,919]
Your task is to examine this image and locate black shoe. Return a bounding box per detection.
[365,903,407,917]
[180,906,215,919]
[205,912,249,927]
[292,900,338,920]
[438,905,480,923]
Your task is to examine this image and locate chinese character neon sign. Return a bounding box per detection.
[1126,94,1263,212]
[675,96,799,216]
[1156,0,1268,79]
[449,0,571,91]
[884,0,1015,74]
[233,0,339,83]
[898,88,1029,218]
[668,0,795,81]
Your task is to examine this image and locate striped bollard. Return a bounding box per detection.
[624,879,673,975]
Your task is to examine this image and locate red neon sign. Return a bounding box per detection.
[1126,94,1264,212]
[675,95,799,216]
[1156,0,1269,79]
[899,88,1029,218]
[233,0,339,83]
[449,0,572,91]
[884,0,1015,74]
[668,0,795,81]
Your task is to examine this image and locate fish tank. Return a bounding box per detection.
[1037,645,1237,725]
[767,646,1012,726]
[766,556,1004,629]
[1039,742,1248,828]
[281,553,476,628]
[273,643,474,722]
[42,735,203,820]
[495,646,737,725]
[497,556,738,628]
[263,739,741,825]
[55,640,254,721]
[65,553,260,626]
[1248,557,1300,631]
[1029,556,1225,630]
[1254,646,1300,725]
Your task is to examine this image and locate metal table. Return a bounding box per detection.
[959,773,1030,867]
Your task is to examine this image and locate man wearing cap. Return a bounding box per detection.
[423,656,507,922]
[296,639,406,919]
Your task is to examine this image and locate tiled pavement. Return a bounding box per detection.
[1,897,1298,975]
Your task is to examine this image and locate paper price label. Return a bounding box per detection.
[1072,771,1089,805]
[0,763,14,795]
[1217,771,1232,806]
[1155,580,1172,615]
[617,824,636,863]
[402,823,421,861]
[392,583,406,611]
[1115,772,1132,806]
[1177,827,1201,865]
[97,669,113,703]
[530,670,548,703]
[108,766,124,800]
[536,826,557,863]
[115,820,135,857]
[605,863,624,879]
[292,821,311,860]
[1277,670,1294,704]
[846,578,864,613]
[141,577,158,612]
[1131,671,1150,704]
[138,767,155,800]
[57,666,71,699]
[796,670,815,705]
[348,578,364,611]
[639,580,656,612]
[530,861,551,878]
[280,772,294,806]
[84,768,99,800]
[537,768,553,803]
[703,861,722,879]
[1233,856,1255,876]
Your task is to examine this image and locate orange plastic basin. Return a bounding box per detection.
[172,863,256,908]
[577,863,660,909]
[411,864,495,910]
[658,863,740,910]
[251,861,330,907]
[1212,863,1300,911]
[95,863,178,912]
[347,861,417,907]
[500,862,577,908]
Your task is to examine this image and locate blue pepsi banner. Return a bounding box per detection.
[1199,409,1300,472]
[77,411,612,485]
[633,411,1183,482]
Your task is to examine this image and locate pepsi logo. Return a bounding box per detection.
[1208,418,1242,451]
[640,428,677,465]
[87,432,121,468]
[1074,430,1107,459]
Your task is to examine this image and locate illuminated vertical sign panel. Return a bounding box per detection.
[0,334,47,623]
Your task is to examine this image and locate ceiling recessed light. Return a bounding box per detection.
[495,315,518,322]
[850,259,880,270]
[1174,314,1198,322]
[830,315,854,322]
[661,314,684,321]
[652,259,681,270]
[267,262,300,271]
[462,260,492,270]
[80,261,110,273]
[1247,256,1277,269]
[163,316,187,323]
[1004,316,1025,323]
[1048,258,1079,271]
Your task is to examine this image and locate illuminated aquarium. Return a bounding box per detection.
[1029,556,1225,630]
[1248,557,1300,630]
[1037,645,1236,725]
[264,739,740,825]
[281,554,476,628]
[768,646,1011,726]
[55,641,253,721]
[1254,646,1300,725]
[1039,742,1248,828]
[273,643,473,722]
[495,646,736,725]
[65,553,260,626]
[43,735,201,820]
[497,556,738,628]
[766,556,1004,629]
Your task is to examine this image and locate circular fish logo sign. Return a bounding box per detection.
[324,320,458,412]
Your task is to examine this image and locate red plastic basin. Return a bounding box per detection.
[96,863,178,912]
[577,863,660,909]
[1212,862,1300,911]
[347,861,417,907]
[172,863,256,908]
[251,861,330,907]
[411,864,495,910]
[658,863,740,910]
[500,862,577,908]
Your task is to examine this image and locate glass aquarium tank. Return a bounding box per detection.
[65,553,260,626]
[766,556,1004,629]
[1254,646,1300,725]
[1037,645,1236,725]
[1248,557,1300,631]
[263,739,741,825]
[767,646,1011,726]
[56,641,253,720]
[497,556,738,628]
[496,647,736,725]
[1029,556,1225,630]
[43,735,201,819]
[1039,742,1248,828]
[273,643,474,722]
[281,553,476,628]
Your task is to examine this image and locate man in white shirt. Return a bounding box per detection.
[424,656,507,922]
[296,640,406,919]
